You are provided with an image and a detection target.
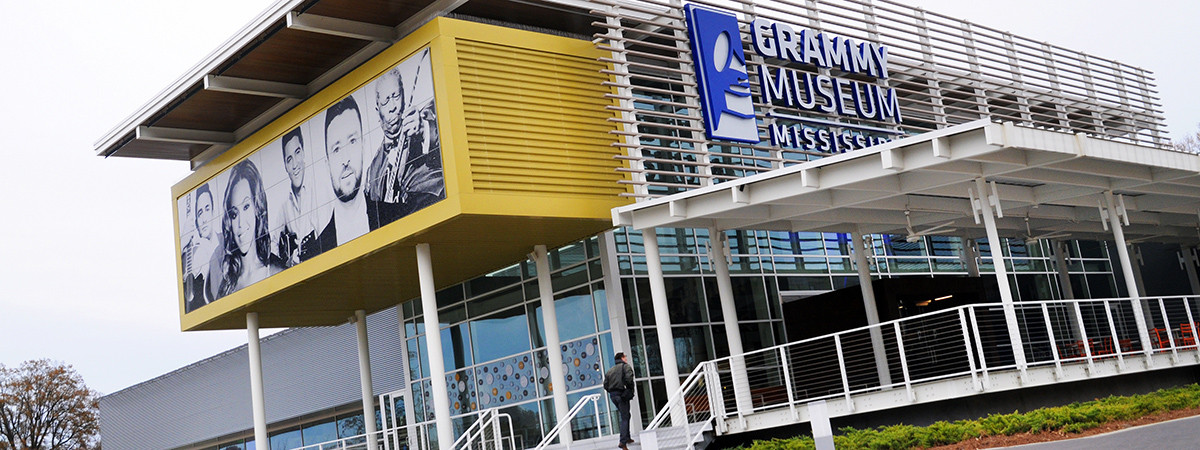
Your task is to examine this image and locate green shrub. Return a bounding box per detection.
[733,383,1200,450]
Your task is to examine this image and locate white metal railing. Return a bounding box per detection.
[531,393,607,450]
[451,408,515,450]
[645,295,1200,446]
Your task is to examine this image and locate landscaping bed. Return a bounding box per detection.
[730,384,1200,450]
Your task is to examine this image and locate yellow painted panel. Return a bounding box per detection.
[168,17,629,331]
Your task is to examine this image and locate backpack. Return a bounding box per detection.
[603,363,626,392]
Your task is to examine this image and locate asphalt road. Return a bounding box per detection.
[1003,414,1200,449]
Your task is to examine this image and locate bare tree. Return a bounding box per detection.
[1175,122,1200,153]
[0,360,99,450]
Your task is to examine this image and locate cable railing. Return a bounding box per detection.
[452,408,515,450]
[646,295,1200,447]
[531,393,607,450]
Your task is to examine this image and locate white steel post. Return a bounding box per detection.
[1130,244,1148,299]
[533,244,572,445]
[416,243,454,448]
[599,231,643,434]
[975,178,1028,374]
[396,307,418,450]
[641,228,683,421]
[851,229,893,387]
[246,312,268,450]
[962,237,981,277]
[355,310,379,450]
[1053,241,1086,343]
[1104,191,1153,359]
[1180,245,1200,295]
[1053,241,1076,300]
[707,227,753,416]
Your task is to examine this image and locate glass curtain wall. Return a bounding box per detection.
[401,237,615,449]
[611,226,1121,420]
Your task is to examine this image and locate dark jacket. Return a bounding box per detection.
[604,361,635,398]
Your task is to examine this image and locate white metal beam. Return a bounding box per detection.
[135,126,234,145]
[286,11,396,42]
[203,75,308,98]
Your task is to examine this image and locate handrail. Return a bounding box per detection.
[642,295,1200,440]
[451,408,515,450]
[531,393,605,450]
[644,361,711,430]
[295,421,427,450]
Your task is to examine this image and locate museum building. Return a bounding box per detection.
[95,0,1200,449]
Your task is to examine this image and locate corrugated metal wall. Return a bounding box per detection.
[99,307,406,450]
[457,38,626,199]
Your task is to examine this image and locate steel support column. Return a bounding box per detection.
[246,312,268,450]
[416,243,454,447]
[975,178,1028,374]
[641,228,682,411]
[1103,191,1152,359]
[850,229,893,387]
[533,244,572,445]
[1052,241,1086,342]
[1182,245,1200,295]
[1053,241,1076,299]
[708,227,753,416]
[962,237,981,277]
[354,310,379,450]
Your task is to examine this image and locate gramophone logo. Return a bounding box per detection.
[685,4,760,144]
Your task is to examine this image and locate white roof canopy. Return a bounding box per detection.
[613,120,1200,245]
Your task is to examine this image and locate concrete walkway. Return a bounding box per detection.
[1003,414,1200,449]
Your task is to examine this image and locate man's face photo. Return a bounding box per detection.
[325,105,364,202]
[375,70,405,142]
[283,134,305,191]
[195,190,214,239]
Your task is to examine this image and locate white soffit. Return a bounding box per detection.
[613,120,1200,244]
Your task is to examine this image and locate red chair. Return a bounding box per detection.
[1180,323,1198,347]
[1149,328,1171,349]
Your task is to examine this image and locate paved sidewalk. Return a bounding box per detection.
[1003,414,1200,449]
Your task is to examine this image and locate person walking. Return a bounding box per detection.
[604,352,636,449]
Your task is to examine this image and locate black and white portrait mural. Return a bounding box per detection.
[178,48,444,312]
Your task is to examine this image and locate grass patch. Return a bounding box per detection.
[728,384,1200,450]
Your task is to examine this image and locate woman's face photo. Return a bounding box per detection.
[228,179,257,256]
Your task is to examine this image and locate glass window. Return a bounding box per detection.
[436,285,464,309]
[447,369,476,416]
[528,302,546,348]
[556,287,597,341]
[552,242,589,270]
[502,401,544,449]
[441,323,473,370]
[672,326,713,373]
[739,322,776,352]
[475,353,537,408]
[467,285,524,318]
[665,277,707,324]
[824,232,853,257]
[269,428,302,450]
[301,419,337,446]
[468,264,522,297]
[552,263,590,292]
[337,413,365,439]
[928,235,963,257]
[471,306,531,363]
[593,284,610,332]
[1078,240,1106,258]
[731,277,771,321]
[562,336,604,391]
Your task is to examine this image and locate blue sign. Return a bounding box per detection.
[684,4,760,144]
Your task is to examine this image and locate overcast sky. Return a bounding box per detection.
[0,0,1196,396]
